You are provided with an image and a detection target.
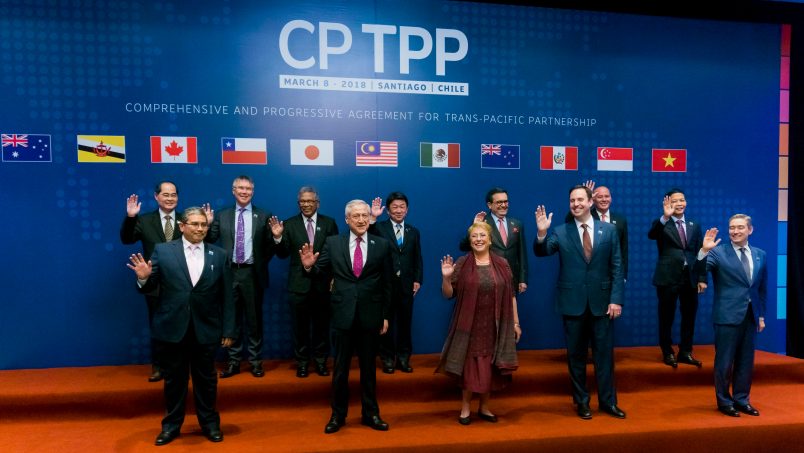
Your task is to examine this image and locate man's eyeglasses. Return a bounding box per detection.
[298,200,318,205]
[492,200,509,206]
[184,222,209,229]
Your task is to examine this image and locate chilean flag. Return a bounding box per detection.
[221,137,267,165]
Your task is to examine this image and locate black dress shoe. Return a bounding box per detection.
[663,353,678,368]
[601,405,626,419]
[154,430,179,446]
[576,403,593,420]
[315,363,330,376]
[324,415,344,434]
[396,359,413,373]
[382,360,395,374]
[719,405,741,417]
[148,368,163,382]
[361,415,389,431]
[251,363,265,378]
[220,363,240,378]
[678,352,702,367]
[296,366,309,378]
[734,403,760,416]
[203,428,223,442]
[477,412,498,423]
[458,415,471,425]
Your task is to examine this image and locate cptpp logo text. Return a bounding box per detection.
[279,20,469,76]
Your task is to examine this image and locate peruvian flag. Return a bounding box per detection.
[540,145,578,170]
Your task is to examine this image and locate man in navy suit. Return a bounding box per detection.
[206,175,274,378]
[460,187,528,294]
[272,186,339,378]
[120,181,181,382]
[533,185,626,420]
[127,207,235,445]
[300,200,393,434]
[696,214,767,417]
[648,188,705,367]
[370,192,423,374]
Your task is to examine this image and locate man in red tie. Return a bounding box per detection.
[300,200,393,434]
[648,188,706,368]
[459,187,528,294]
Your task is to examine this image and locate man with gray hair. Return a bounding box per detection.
[300,199,393,434]
[272,186,339,378]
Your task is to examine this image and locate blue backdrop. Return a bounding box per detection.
[0,0,782,369]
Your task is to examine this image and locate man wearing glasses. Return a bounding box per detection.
[120,181,181,382]
[272,186,340,378]
[127,207,235,445]
[460,187,528,293]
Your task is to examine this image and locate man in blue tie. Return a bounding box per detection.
[696,214,767,417]
[206,176,275,378]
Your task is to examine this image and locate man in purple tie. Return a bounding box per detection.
[300,200,393,434]
[272,186,339,378]
[206,175,275,378]
[648,188,706,368]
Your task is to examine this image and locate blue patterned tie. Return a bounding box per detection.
[740,247,752,284]
[395,223,403,247]
[235,208,245,263]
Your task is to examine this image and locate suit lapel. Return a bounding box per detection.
[170,240,193,284]
[152,212,167,242]
[567,222,586,260]
[341,234,354,277]
[486,215,505,249]
[751,251,761,287]
[725,246,751,286]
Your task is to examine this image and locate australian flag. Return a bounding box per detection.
[2,134,52,162]
[481,143,519,169]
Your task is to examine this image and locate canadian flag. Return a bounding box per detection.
[150,136,198,163]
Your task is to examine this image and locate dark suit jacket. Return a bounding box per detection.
[369,220,423,295]
[696,243,767,326]
[275,213,339,293]
[648,217,705,287]
[313,233,393,331]
[565,210,629,278]
[533,220,624,316]
[120,210,179,260]
[205,205,274,288]
[140,240,235,344]
[460,214,528,287]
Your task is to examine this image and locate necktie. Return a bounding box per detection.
[188,245,202,286]
[740,247,752,284]
[395,223,403,247]
[164,215,173,241]
[235,208,245,263]
[353,236,363,277]
[581,224,592,263]
[498,218,508,246]
[676,219,688,249]
[306,217,315,246]
[601,213,607,223]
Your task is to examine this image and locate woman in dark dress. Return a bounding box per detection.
[437,221,521,425]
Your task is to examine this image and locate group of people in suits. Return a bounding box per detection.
[120,178,767,444]
[122,181,424,443]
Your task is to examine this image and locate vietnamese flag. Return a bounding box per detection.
[652,149,687,172]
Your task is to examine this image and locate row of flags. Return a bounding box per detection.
[1,133,688,172]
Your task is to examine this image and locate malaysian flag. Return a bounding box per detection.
[2,133,52,162]
[355,141,398,167]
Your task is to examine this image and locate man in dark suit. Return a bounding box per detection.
[648,188,705,368]
[564,181,628,279]
[205,175,274,378]
[460,187,528,293]
[369,192,423,374]
[120,181,181,382]
[272,186,339,378]
[533,185,626,420]
[696,214,767,417]
[300,200,393,434]
[127,207,235,446]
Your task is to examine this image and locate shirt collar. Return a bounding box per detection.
[181,236,204,252]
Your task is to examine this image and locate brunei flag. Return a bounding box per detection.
[77,135,126,163]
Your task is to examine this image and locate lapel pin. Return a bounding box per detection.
[370,239,375,244]
[208,250,214,255]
